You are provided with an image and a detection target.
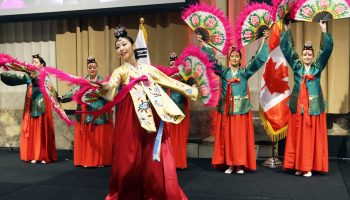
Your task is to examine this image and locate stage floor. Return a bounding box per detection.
[0,149,349,200]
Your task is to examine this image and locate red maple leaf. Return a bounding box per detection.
[262,58,289,95]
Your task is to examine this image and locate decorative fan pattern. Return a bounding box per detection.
[182,3,233,54]
[235,3,274,49]
[175,46,220,106]
[291,0,350,22]
[273,0,297,23]
[39,70,73,126]
[38,67,102,125]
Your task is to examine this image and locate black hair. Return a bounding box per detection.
[194,27,210,43]
[32,53,46,66]
[169,53,177,61]
[114,25,138,59]
[87,56,96,64]
[302,41,314,54]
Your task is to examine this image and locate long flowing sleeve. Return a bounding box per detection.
[243,43,269,79]
[1,72,30,86]
[280,30,301,71]
[149,66,198,101]
[201,45,225,77]
[316,32,333,71]
[101,67,124,101]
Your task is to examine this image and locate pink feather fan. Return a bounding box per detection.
[235,2,274,50]
[182,3,233,54]
[175,46,220,107]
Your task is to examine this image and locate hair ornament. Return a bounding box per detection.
[114,25,128,39]
[169,52,178,61]
[303,41,313,50]
[32,53,40,59]
[87,56,96,64]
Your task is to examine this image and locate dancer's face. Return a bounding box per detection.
[87,63,98,77]
[302,50,314,65]
[229,51,241,67]
[115,38,136,61]
[32,58,42,68]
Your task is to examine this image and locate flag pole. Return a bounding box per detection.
[139,17,147,43]
[262,141,282,168]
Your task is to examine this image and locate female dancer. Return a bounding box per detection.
[102,26,197,200]
[281,21,333,177]
[1,54,57,164]
[60,56,114,167]
[199,31,269,174]
[165,52,191,169]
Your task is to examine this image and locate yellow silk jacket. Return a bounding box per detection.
[104,62,198,132]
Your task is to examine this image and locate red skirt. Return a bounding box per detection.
[20,97,57,163]
[212,110,256,171]
[105,95,187,200]
[73,118,114,167]
[166,100,190,169]
[283,113,328,173]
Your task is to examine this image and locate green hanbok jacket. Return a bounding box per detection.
[1,72,46,117]
[280,30,333,115]
[202,44,269,115]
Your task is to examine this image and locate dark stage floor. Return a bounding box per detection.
[0,149,350,200]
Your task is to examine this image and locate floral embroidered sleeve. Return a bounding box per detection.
[149,65,198,101]
[61,85,80,103]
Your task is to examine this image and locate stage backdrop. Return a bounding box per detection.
[0,1,349,150]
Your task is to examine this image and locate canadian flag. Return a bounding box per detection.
[259,23,291,142]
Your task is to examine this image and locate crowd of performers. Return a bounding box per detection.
[0,6,334,200]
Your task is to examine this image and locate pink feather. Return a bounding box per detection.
[43,67,98,88]
[182,3,233,54]
[235,2,274,50]
[38,68,74,126]
[0,53,39,72]
[76,75,148,119]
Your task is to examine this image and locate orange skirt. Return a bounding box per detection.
[73,119,114,167]
[167,100,190,169]
[283,113,328,173]
[212,111,256,170]
[20,98,57,163]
